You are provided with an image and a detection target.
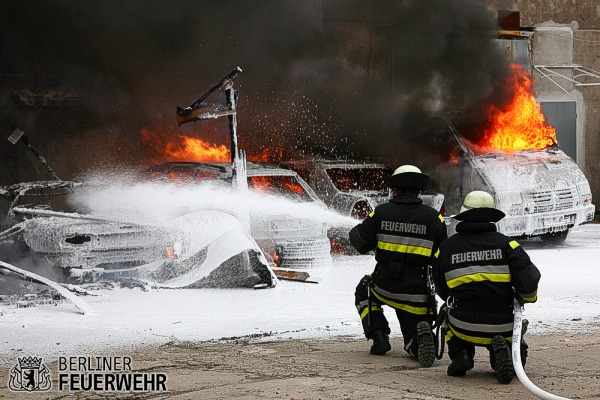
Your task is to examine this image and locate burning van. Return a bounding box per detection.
[431,65,595,243]
[146,161,333,268]
[442,121,595,242]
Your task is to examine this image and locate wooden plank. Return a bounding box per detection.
[272,268,318,284]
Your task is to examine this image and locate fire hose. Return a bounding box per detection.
[512,299,572,400]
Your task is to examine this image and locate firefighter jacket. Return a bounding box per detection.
[432,220,541,345]
[349,195,447,315]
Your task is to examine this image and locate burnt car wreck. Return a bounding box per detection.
[283,158,445,252]
[0,181,277,290]
[146,161,333,269]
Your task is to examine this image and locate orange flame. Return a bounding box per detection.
[478,64,557,152]
[164,135,230,162]
[141,122,230,163]
[284,180,305,195]
[165,246,177,259]
[250,176,273,192]
[330,239,346,255]
[249,176,305,195]
[141,120,283,164]
[248,147,284,162]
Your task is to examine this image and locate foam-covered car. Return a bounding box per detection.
[439,118,595,243]
[0,181,276,288]
[146,161,333,268]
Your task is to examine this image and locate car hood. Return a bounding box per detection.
[471,147,590,194]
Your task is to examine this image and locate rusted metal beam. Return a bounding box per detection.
[8,127,61,181]
[175,66,242,126]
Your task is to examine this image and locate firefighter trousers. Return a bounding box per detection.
[355,275,433,355]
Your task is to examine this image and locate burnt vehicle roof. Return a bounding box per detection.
[285,158,392,169]
[281,157,445,212]
[146,161,323,203]
[147,161,299,178]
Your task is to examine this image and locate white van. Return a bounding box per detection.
[441,120,595,243]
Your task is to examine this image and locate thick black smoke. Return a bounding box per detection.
[0,0,511,187]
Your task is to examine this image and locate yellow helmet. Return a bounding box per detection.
[393,165,422,175]
[460,190,495,213]
[455,190,505,222]
[388,164,430,190]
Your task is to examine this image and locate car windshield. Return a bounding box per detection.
[146,165,220,183]
[248,175,313,202]
[326,167,391,192]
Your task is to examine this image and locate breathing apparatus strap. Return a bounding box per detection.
[426,265,437,318]
[426,265,446,360]
[434,303,447,360]
[366,275,373,328]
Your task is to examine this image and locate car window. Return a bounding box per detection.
[288,164,311,183]
[146,163,222,183]
[326,167,391,192]
[248,175,313,202]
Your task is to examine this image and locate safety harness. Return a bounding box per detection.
[366,275,374,328]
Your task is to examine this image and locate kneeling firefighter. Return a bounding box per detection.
[433,190,541,384]
[349,165,447,367]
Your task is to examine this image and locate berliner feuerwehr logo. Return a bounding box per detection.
[8,356,51,392]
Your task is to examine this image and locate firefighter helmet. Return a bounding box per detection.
[388,165,430,190]
[454,190,505,222]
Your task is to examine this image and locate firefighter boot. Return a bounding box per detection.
[370,330,391,355]
[490,319,529,370]
[492,335,515,384]
[447,350,474,377]
[416,321,436,368]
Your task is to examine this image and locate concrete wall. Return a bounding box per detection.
[516,0,600,212]
[531,25,586,170]
[573,29,600,211]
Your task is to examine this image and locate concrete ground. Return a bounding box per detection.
[1,331,599,399]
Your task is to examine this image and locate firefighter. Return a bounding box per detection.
[433,190,541,384]
[349,165,447,367]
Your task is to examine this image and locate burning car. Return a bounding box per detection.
[146,161,333,269]
[281,158,445,252]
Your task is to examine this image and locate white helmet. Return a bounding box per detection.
[388,164,430,190]
[455,190,505,222]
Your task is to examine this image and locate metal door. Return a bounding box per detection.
[540,101,577,161]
